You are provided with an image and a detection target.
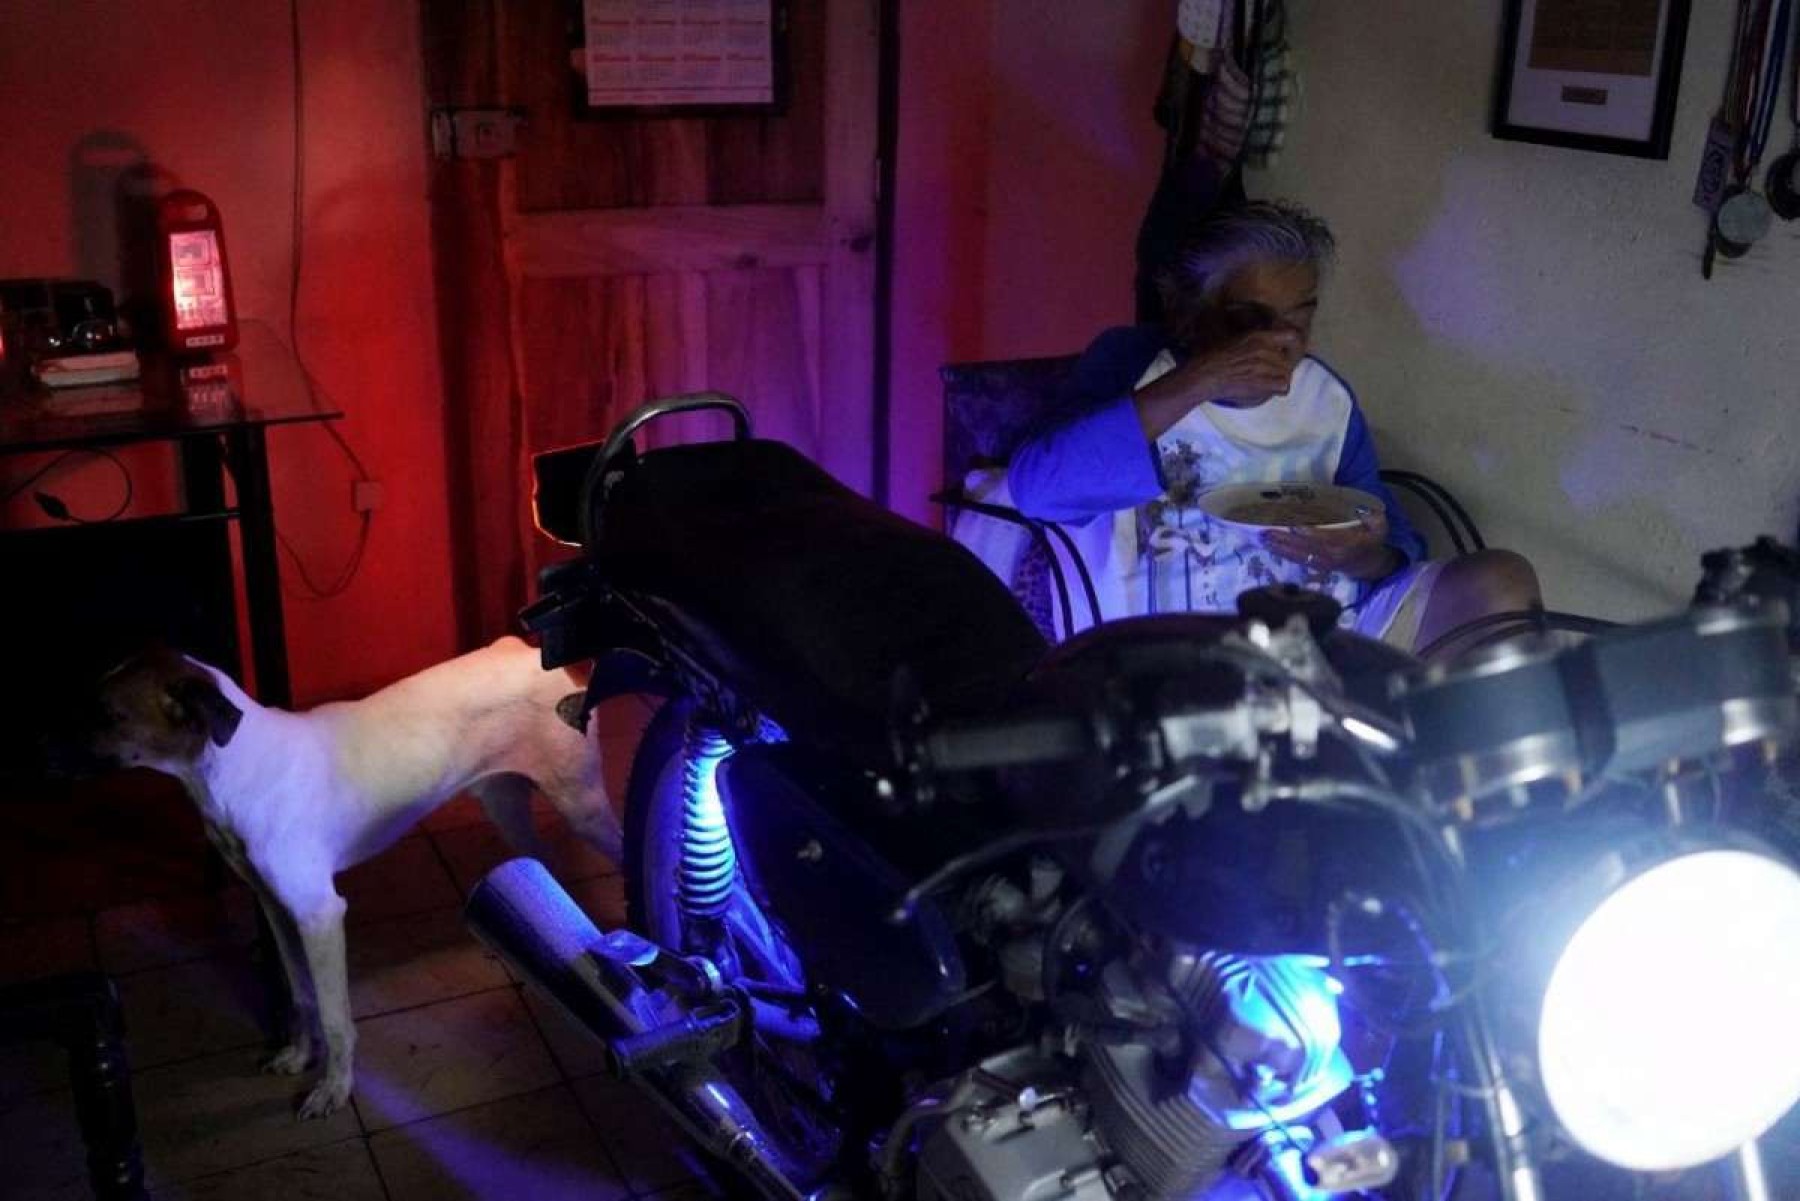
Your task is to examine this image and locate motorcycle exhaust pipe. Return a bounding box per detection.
[465,858,813,1201]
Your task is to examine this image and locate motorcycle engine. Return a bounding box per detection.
[917,949,1357,1200]
[1084,951,1353,1197]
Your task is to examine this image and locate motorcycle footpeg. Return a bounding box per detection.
[609,998,746,1079]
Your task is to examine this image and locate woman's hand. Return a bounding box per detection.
[1171,328,1304,408]
[1261,507,1400,582]
[1134,329,1304,440]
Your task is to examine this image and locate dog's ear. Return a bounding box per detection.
[167,676,243,747]
[555,691,590,733]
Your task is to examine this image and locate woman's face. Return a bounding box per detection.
[1172,260,1320,354]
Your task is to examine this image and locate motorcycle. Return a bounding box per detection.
[465,394,1800,1201]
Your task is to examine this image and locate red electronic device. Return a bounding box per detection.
[156,189,239,353]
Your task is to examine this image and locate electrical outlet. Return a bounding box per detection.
[352,480,385,513]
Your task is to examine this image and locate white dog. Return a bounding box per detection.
[88,637,619,1118]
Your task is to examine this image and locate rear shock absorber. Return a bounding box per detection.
[678,719,738,926]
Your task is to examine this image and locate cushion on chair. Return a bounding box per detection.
[940,355,1081,634]
[941,355,1081,485]
[945,466,1061,641]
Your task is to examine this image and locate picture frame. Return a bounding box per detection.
[568,0,790,119]
[1492,0,1692,159]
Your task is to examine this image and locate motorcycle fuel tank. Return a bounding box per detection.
[720,745,970,1030]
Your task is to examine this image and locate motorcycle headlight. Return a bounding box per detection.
[1535,844,1800,1171]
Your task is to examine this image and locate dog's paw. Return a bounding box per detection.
[261,1043,313,1076]
[296,1075,352,1120]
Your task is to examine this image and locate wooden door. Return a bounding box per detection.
[423,0,880,644]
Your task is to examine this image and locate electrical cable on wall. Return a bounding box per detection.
[278,0,375,602]
[6,5,372,590]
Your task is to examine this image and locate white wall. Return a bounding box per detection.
[1260,0,1800,620]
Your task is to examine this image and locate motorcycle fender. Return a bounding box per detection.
[719,746,967,1030]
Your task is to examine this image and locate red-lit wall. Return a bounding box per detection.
[887,1,1168,524]
[0,0,455,704]
[2,0,1169,702]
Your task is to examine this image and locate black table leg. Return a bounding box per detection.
[224,424,292,709]
[175,431,246,678]
[0,974,147,1201]
[213,426,295,1020]
[176,434,249,895]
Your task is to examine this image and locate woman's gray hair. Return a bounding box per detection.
[1156,200,1336,316]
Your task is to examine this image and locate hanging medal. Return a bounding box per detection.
[1711,0,1792,267]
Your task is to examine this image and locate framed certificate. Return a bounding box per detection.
[1492,0,1692,159]
[572,0,788,115]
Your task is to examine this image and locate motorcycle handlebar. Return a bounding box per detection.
[914,692,1404,781]
[904,632,1419,783]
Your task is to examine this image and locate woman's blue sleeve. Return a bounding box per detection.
[1007,328,1167,523]
[1335,403,1429,568]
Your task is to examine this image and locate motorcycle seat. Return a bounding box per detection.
[591,439,1050,757]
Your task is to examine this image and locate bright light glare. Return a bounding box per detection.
[1539,850,1800,1171]
[1339,713,1402,753]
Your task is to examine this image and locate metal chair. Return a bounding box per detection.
[938,353,1491,632]
[937,355,1092,639]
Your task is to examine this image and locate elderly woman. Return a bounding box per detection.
[1008,200,1538,655]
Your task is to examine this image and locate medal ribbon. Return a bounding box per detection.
[1733,0,1793,181]
[1748,0,1793,172]
[1788,0,1800,144]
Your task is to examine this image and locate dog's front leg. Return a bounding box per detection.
[208,832,320,1076]
[288,891,356,1119]
[254,894,318,1076]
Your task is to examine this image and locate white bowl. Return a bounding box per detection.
[1194,482,1382,532]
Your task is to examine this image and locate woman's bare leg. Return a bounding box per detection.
[1410,549,1543,660]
